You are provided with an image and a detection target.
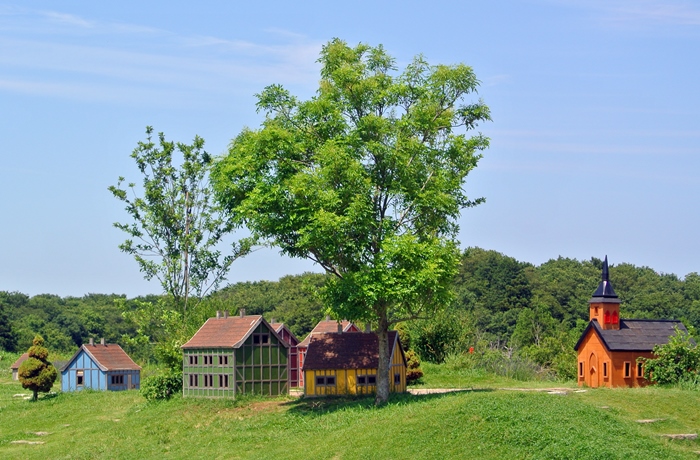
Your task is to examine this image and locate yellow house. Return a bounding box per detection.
[303,331,407,396]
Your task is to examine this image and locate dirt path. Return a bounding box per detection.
[408,387,582,395]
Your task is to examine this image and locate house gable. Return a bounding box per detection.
[182,315,290,398]
[302,331,407,396]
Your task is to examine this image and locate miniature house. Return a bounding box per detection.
[302,330,407,396]
[181,310,290,398]
[60,339,141,391]
[297,317,360,387]
[574,257,689,388]
[10,353,29,380]
[269,321,300,388]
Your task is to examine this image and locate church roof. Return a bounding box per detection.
[589,256,621,303]
[574,319,691,352]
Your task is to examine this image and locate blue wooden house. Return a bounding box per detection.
[60,338,141,392]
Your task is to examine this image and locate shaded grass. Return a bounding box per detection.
[1,366,699,459]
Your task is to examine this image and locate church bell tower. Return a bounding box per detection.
[589,256,621,330]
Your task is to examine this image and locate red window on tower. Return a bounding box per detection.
[612,311,619,324]
[604,311,611,324]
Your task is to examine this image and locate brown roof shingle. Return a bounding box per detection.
[182,315,288,349]
[302,331,400,370]
[60,344,141,372]
[84,344,141,371]
[298,319,359,348]
[11,353,29,370]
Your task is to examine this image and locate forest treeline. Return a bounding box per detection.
[2,248,699,379]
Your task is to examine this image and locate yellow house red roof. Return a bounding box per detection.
[182,315,289,349]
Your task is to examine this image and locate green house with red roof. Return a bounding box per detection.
[181,309,289,398]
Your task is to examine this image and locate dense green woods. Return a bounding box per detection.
[1,249,698,380]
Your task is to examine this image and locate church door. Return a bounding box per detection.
[588,353,598,388]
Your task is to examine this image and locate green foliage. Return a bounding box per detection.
[18,335,57,401]
[405,349,423,383]
[110,127,251,318]
[141,370,183,401]
[443,348,553,382]
[640,328,700,385]
[213,39,490,403]
[0,298,17,351]
[210,272,327,338]
[409,310,464,364]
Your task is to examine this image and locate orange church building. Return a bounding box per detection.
[574,257,688,388]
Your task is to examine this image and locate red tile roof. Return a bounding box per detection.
[270,323,299,346]
[11,353,29,370]
[182,315,288,349]
[302,331,400,370]
[298,319,359,348]
[60,344,141,372]
[84,344,141,371]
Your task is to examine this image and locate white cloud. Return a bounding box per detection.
[549,0,700,27]
[0,8,324,105]
[40,11,94,28]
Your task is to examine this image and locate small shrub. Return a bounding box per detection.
[640,328,699,385]
[405,350,423,384]
[18,335,58,401]
[141,371,182,401]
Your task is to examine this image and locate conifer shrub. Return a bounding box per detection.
[405,350,423,384]
[18,335,57,401]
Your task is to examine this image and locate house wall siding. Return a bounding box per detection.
[182,324,289,398]
[304,340,407,396]
[577,330,653,388]
[61,350,106,392]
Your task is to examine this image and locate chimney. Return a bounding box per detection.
[216,310,221,319]
[240,308,246,317]
[365,323,371,333]
[270,318,276,324]
[337,322,343,333]
[89,338,94,346]
[223,310,229,318]
[100,338,105,346]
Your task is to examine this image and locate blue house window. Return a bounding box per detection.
[111,375,124,385]
[77,371,84,386]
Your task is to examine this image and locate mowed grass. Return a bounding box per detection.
[1,359,699,459]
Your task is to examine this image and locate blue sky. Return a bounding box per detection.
[1,1,699,297]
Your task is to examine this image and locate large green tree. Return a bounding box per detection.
[213,39,490,403]
[110,127,251,319]
[18,335,57,401]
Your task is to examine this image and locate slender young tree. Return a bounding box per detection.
[110,127,250,320]
[18,335,57,401]
[213,39,490,404]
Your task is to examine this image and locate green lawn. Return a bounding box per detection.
[1,354,699,459]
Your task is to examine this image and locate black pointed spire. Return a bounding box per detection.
[592,255,618,298]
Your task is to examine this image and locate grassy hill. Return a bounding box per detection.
[1,355,699,459]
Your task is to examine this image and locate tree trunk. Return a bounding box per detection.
[375,312,390,405]
[32,389,38,401]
